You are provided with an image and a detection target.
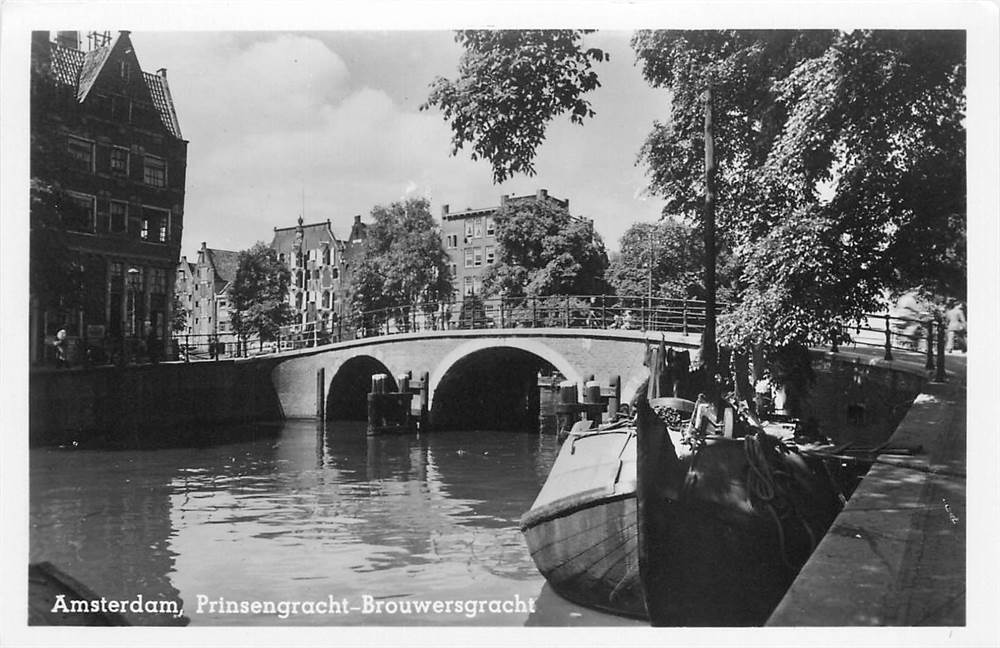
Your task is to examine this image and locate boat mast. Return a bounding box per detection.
[702,86,718,381]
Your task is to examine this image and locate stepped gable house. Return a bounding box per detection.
[270,216,351,337]
[30,30,187,361]
[181,242,239,344]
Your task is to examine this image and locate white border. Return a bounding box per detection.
[2,2,998,647]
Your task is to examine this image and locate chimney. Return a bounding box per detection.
[536,188,548,201]
[55,31,79,50]
[441,204,449,216]
[354,215,361,224]
[564,198,569,211]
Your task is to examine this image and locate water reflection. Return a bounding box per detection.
[31,420,640,626]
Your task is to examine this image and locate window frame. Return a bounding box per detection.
[140,205,171,244]
[64,191,96,233]
[67,136,95,173]
[464,248,474,268]
[143,154,168,188]
[109,200,128,233]
[110,146,130,175]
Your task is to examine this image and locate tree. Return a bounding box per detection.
[429,29,966,351]
[422,30,609,183]
[350,197,453,325]
[229,242,293,346]
[608,219,737,302]
[635,30,965,348]
[171,292,188,333]
[482,198,609,298]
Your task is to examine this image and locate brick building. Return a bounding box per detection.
[29,30,187,362]
[183,242,239,345]
[440,189,569,299]
[270,216,352,338]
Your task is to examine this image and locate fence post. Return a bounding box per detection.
[884,315,894,361]
[500,296,505,329]
[601,296,607,328]
[925,320,934,370]
[682,300,688,336]
[935,316,947,382]
[185,334,190,362]
[532,297,537,328]
[565,297,570,328]
[831,326,839,353]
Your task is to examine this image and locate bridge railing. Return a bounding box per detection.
[153,295,948,379]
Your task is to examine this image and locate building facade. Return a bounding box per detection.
[270,217,352,338]
[30,30,187,362]
[440,189,569,299]
[184,242,239,344]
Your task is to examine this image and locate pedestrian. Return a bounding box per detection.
[54,327,67,367]
[945,300,967,353]
[622,310,635,330]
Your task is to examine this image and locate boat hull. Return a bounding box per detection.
[522,492,645,619]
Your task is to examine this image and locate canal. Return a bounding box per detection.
[29,420,642,627]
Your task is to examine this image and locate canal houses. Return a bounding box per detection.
[29,30,188,363]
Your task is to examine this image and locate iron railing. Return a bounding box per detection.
[43,294,951,379]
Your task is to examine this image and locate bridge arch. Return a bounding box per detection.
[326,355,397,420]
[428,339,583,431]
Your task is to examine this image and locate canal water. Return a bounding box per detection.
[29,420,643,627]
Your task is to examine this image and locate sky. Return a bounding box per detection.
[126,30,672,259]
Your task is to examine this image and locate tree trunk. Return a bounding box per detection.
[702,86,718,381]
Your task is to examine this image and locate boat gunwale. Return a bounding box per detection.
[519,487,636,532]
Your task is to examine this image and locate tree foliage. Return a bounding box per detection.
[608,219,737,302]
[632,29,966,347]
[229,242,293,342]
[483,198,609,297]
[350,197,453,317]
[430,29,966,349]
[422,30,609,183]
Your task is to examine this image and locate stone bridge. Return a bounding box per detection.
[268,328,701,429]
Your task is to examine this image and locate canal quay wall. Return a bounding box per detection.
[29,358,284,448]
[769,352,966,626]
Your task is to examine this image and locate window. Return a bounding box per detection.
[463,276,474,296]
[110,147,129,175]
[120,60,130,82]
[464,219,474,239]
[449,263,457,277]
[464,248,474,268]
[141,206,170,243]
[473,277,483,294]
[323,291,332,309]
[331,267,339,280]
[64,192,95,232]
[485,245,495,265]
[143,155,167,187]
[150,268,168,295]
[323,246,331,265]
[473,217,484,238]
[474,247,483,267]
[485,216,495,236]
[110,201,127,233]
[218,299,227,309]
[446,234,458,249]
[67,136,94,172]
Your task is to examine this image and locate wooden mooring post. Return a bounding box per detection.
[366,373,415,437]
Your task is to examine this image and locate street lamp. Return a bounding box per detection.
[127,267,139,336]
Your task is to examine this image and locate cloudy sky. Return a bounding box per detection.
[127,30,671,259]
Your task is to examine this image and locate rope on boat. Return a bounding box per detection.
[744,433,819,570]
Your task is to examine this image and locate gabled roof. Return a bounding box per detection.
[44,33,183,139]
[270,219,340,254]
[206,248,240,287]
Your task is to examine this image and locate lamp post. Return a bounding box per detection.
[127,267,139,336]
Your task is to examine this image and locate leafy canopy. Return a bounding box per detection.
[423,30,609,183]
[632,29,965,346]
[350,197,453,316]
[483,198,609,298]
[430,29,966,348]
[229,242,293,341]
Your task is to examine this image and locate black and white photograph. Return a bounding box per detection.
[1,1,997,646]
